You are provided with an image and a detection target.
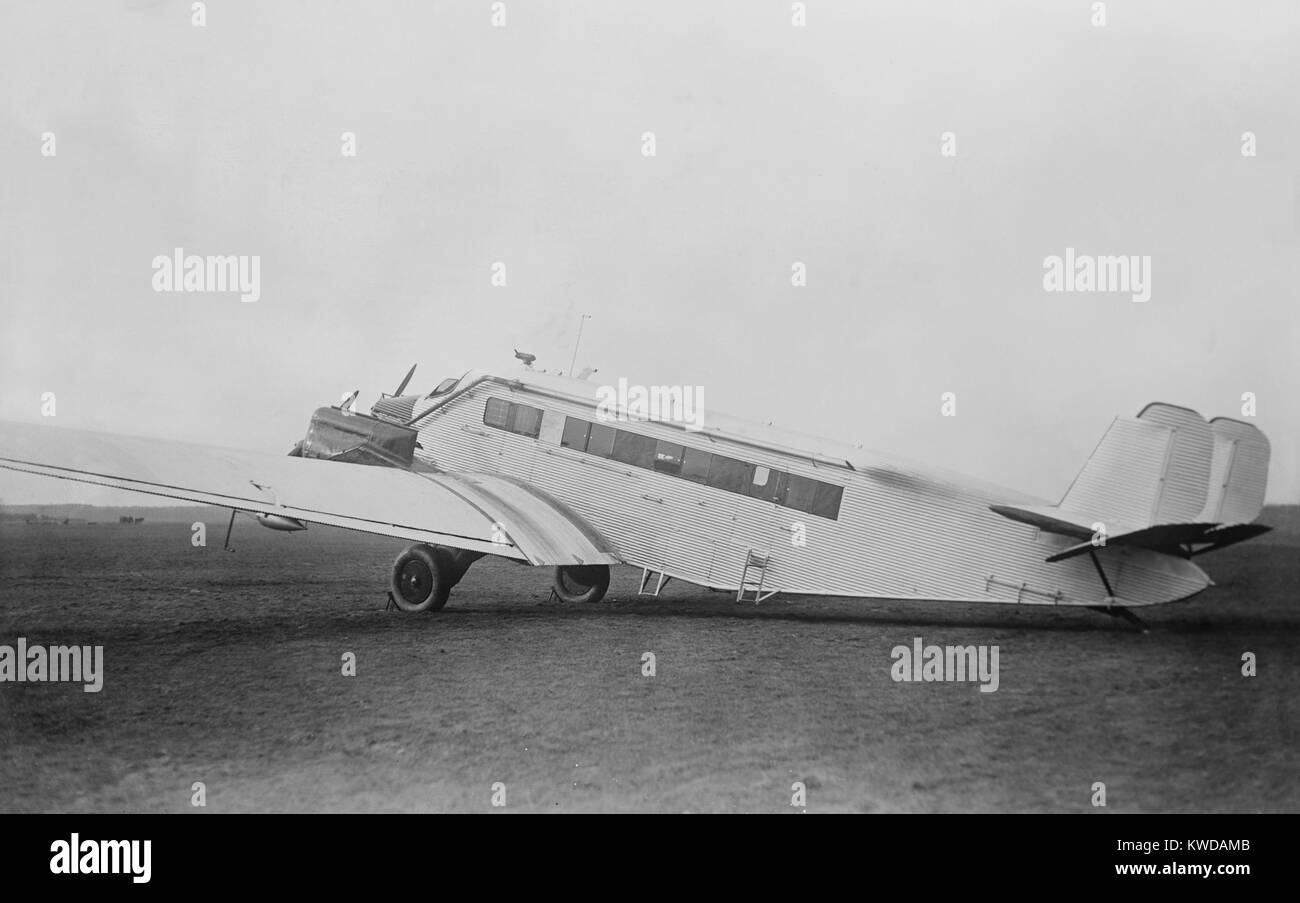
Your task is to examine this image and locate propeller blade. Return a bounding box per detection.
[394,363,417,396]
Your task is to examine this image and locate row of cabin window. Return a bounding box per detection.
[561,417,843,519]
[480,400,842,519]
[482,398,843,519]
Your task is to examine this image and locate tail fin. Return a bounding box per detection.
[990,403,1270,561]
[1061,403,1215,530]
[1199,417,1269,524]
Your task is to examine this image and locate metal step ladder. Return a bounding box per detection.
[638,568,672,596]
[737,550,776,603]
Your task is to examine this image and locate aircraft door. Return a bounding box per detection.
[715,463,787,590]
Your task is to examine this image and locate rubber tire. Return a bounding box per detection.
[553,564,611,604]
[391,544,453,612]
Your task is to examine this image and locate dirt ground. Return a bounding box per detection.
[1,514,1296,813]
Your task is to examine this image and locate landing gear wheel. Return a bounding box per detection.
[553,564,611,604]
[391,544,454,612]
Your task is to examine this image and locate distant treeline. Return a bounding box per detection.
[0,504,231,524]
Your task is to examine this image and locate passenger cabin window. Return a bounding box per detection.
[681,447,711,482]
[587,422,616,457]
[748,466,787,503]
[612,431,657,469]
[483,398,509,429]
[560,417,590,450]
[482,398,543,438]
[708,456,751,494]
[654,441,684,475]
[513,405,542,438]
[553,414,844,520]
[810,482,844,520]
[784,473,820,512]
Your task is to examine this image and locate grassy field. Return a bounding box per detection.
[0,509,1296,813]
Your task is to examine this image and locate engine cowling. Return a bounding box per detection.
[289,407,418,469]
[254,513,307,532]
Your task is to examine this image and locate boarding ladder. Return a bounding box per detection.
[737,550,777,603]
[637,567,672,597]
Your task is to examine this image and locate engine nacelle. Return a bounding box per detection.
[289,406,418,469]
[254,513,307,532]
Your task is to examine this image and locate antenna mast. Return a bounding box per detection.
[568,314,592,377]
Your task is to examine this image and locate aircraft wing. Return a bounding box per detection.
[0,420,619,567]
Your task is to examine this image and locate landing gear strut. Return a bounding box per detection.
[1084,549,1150,632]
[389,544,483,613]
[552,564,611,604]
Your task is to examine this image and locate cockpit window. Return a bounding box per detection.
[429,377,460,396]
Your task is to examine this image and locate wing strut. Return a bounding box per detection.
[1087,549,1115,598]
[223,509,237,552]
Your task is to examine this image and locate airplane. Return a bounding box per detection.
[0,359,1272,628]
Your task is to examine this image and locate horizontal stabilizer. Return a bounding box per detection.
[1041,522,1269,562]
[993,501,1273,561]
[1190,522,1273,555]
[988,503,1124,539]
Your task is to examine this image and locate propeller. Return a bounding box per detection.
[393,363,417,397]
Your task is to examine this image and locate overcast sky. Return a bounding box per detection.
[1,0,1296,507]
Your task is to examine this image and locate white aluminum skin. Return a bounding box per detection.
[407,370,1261,608]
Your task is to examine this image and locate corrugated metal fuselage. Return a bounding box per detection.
[410,379,1208,608]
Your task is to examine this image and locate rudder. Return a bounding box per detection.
[1200,417,1269,524]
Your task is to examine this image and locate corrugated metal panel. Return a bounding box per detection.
[1136,403,1213,524]
[412,382,1221,607]
[371,395,418,422]
[427,472,619,566]
[1110,547,1210,603]
[1201,434,1234,522]
[1204,418,1270,524]
[1059,417,1169,531]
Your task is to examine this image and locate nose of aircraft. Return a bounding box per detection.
[290,406,419,469]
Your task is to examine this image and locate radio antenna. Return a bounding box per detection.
[568,314,592,378]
